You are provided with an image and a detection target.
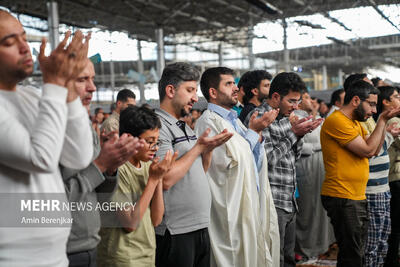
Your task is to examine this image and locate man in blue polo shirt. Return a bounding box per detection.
[155,62,233,267]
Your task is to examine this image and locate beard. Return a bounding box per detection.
[353,103,368,121]
[257,92,268,103]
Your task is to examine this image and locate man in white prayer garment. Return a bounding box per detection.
[195,67,280,267]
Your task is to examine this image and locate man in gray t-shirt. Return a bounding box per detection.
[155,62,232,267]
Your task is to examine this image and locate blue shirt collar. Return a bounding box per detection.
[207,103,238,121]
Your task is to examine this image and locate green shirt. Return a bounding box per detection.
[97,161,156,267]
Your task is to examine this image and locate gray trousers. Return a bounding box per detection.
[276,208,297,267]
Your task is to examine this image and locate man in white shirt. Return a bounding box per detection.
[0,10,92,267]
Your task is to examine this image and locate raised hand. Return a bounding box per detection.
[149,150,179,179]
[248,109,279,133]
[291,115,324,137]
[387,122,400,138]
[94,133,144,174]
[196,128,233,154]
[380,107,400,122]
[38,30,91,88]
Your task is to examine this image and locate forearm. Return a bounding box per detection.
[367,118,387,153]
[118,178,158,231]
[60,98,93,169]
[151,181,164,226]
[163,145,202,190]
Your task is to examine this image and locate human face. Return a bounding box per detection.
[75,60,96,109]
[387,90,400,109]
[257,79,271,102]
[299,92,313,113]
[0,14,33,88]
[119,97,136,112]
[337,92,345,108]
[171,81,198,117]
[214,74,238,110]
[134,128,160,162]
[354,94,377,121]
[95,109,104,123]
[279,91,302,117]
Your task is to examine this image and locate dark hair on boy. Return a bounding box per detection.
[119,106,161,137]
[158,62,200,102]
[242,70,272,104]
[343,80,379,105]
[200,67,235,101]
[268,72,306,98]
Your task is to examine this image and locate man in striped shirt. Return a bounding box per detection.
[363,86,400,267]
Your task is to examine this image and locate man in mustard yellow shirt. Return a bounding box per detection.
[321,80,400,267]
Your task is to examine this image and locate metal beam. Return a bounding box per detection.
[368,0,400,32]
[156,28,165,78]
[47,1,59,50]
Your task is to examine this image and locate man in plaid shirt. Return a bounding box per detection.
[245,72,323,267]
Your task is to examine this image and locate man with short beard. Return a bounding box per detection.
[0,10,93,266]
[61,59,141,267]
[238,70,272,123]
[154,62,233,267]
[320,80,400,267]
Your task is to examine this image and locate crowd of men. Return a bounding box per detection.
[2,10,400,267]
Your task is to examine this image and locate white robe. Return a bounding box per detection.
[195,109,280,267]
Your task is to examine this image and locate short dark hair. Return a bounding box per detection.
[119,106,161,137]
[343,73,367,92]
[158,62,200,102]
[200,67,235,101]
[237,71,251,89]
[268,72,306,98]
[330,88,345,106]
[371,77,382,87]
[94,107,103,115]
[375,86,398,120]
[117,89,136,102]
[343,80,379,105]
[241,70,272,104]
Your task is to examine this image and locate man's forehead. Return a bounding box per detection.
[79,61,95,77]
[220,74,234,82]
[367,94,378,102]
[0,15,24,38]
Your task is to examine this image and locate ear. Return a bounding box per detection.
[251,88,258,96]
[352,95,361,107]
[209,87,218,100]
[165,85,175,99]
[271,92,280,102]
[382,98,390,108]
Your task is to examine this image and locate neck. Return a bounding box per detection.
[267,98,278,109]
[160,102,180,119]
[340,105,355,120]
[128,157,141,168]
[0,80,17,91]
[249,97,261,107]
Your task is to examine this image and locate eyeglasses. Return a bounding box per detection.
[286,99,302,106]
[143,139,160,150]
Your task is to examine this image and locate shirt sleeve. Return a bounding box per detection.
[59,97,93,170]
[0,84,68,173]
[156,123,174,161]
[324,116,361,146]
[264,126,299,167]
